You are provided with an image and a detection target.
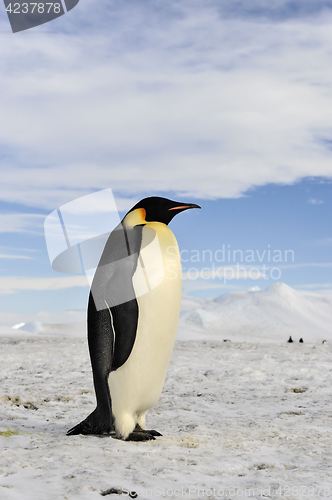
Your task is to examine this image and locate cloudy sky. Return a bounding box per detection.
[0,0,331,325]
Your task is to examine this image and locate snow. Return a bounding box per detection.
[1,284,332,499]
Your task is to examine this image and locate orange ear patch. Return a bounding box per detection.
[123,207,146,226]
[138,208,146,220]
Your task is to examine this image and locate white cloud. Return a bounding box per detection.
[0,246,40,253]
[294,283,332,290]
[1,2,332,209]
[0,213,45,234]
[182,264,267,280]
[182,281,240,294]
[0,276,89,295]
[308,199,324,204]
[280,262,332,269]
[307,237,332,247]
[0,254,32,260]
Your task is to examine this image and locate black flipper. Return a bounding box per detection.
[91,224,145,371]
[67,224,147,436]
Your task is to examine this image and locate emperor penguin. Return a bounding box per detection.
[67,197,200,441]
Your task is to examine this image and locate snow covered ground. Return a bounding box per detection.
[1,284,332,499]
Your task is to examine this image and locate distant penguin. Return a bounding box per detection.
[299,338,303,343]
[287,336,293,343]
[67,197,200,441]
[322,340,327,344]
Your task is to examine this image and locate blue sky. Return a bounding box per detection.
[0,1,332,324]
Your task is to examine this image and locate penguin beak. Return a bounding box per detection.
[168,203,201,211]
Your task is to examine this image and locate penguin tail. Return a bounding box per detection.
[67,408,114,436]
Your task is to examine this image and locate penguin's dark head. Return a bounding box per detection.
[126,196,201,225]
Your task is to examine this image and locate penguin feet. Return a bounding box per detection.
[67,408,114,436]
[125,431,156,441]
[133,423,162,437]
[121,424,162,441]
[144,429,162,437]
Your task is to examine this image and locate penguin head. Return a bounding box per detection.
[125,197,201,225]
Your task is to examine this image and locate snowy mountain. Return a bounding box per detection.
[12,321,44,334]
[178,283,332,343]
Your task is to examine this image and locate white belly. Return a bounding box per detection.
[108,222,182,438]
